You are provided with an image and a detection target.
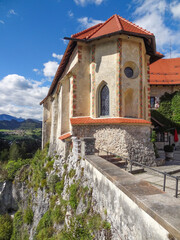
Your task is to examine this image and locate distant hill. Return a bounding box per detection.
[0,114,25,122]
[0,115,42,130]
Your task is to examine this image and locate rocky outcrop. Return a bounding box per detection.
[0,181,18,214]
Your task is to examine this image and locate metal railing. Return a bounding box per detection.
[97,148,180,198]
[129,160,180,198]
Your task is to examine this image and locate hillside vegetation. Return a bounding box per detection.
[0,145,112,240]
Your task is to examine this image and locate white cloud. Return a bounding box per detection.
[7,9,17,17]
[68,10,74,18]
[0,74,49,120]
[61,38,68,45]
[78,17,103,29]
[52,53,63,61]
[170,1,180,19]
[133,0,180,52]
[33,68,42,75]
[74,0,104,6]
[43,61,59,77]
[0,20,4,24]
[0,74,32,90]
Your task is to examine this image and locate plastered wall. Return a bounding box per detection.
[90,35,149,120]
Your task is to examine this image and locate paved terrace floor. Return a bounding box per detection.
[132,150,180,199]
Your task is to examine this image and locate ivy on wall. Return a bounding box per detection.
[158,91,180,124]
[151,91,180,133]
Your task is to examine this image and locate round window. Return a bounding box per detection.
[124,67,134,78]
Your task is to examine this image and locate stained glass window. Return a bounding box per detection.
[100,85,109,116]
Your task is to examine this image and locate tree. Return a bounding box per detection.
[9,142,21,161]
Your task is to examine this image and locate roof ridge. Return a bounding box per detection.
[115,14,123,31]
[118,15,154,36]
[86,14,116,39]
[72,23,102,38]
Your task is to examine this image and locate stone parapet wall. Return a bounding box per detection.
[73,124,156,165]
[84,155,180,240]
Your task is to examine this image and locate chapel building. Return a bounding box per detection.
[41,14,164,165]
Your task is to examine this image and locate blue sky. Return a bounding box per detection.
[0,0,180,119]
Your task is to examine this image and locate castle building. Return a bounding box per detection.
[150,58,180,108]
[40,14,164,165]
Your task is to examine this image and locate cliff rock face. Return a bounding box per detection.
[0,181,18,214]
[0,148,112,240]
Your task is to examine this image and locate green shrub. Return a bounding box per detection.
[69,169,76,178]
[158,91,180,125]
[40,168,47,179]
[63,164,68,170]
[45,160,54,171]
[51,205,65,224]
[102,220,111,230]
[41,179,47,188]
[35,226,54,240]
[11,210,23,240]
[55,180,64,195]
[47,174,59,193]
[0,214,13,240]
[88,214,102,230]
[69,183,79,210]
[35,210,53,240]
[23,207,34,224]
[172,92,180,123]
[5,158,30,180]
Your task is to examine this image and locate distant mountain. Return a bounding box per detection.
[0,114,25,122]
[0,115,42,130]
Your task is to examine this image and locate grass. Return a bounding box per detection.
[0,129,12,132]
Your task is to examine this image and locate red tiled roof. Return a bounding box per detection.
[72,23,102,39]
[70,117,151,125]
[59,132,72,140]
[150,58,180,85]
[72,14,153,40]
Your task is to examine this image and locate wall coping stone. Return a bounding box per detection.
[85,155,180,239]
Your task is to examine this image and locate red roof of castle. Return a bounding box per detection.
[59,132,72,140]
[70,117,151,125]
[150,58,180,85]
[72,14,153,40]
[40,14,162,105]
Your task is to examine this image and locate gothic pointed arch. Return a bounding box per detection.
[98,81,109,116]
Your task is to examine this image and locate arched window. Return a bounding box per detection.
[100,85,109,116]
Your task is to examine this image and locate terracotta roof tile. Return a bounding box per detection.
[59,132,72,140]
[72,23,103,39]
[150,58,180,85]
[70,117,151,125]
[74,14,153,40]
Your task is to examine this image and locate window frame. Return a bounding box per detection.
[98,83,110,117]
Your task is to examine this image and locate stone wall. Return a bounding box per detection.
[83,155,180,240]
[73,124,156,165]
